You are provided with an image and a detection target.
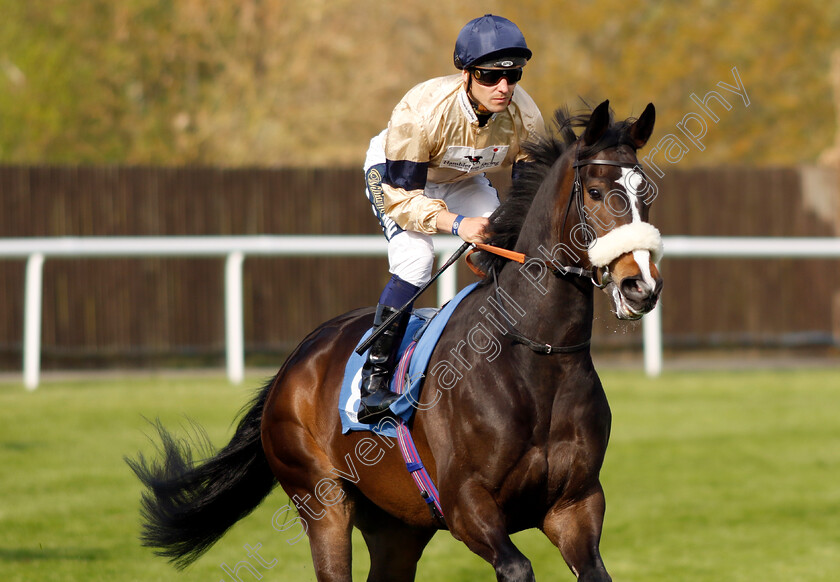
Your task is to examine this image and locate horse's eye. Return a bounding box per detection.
[588,188,602,200]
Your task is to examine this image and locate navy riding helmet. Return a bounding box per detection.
[453,14,532,70]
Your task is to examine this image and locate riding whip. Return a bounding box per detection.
[355,241,472,355]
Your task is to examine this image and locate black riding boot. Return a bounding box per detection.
[357,304,410,424]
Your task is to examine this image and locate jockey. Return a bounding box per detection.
[358,14,546,423]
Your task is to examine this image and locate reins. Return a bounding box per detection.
[465,243,593,279]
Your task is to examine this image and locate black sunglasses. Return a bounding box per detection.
[470,67,523,87]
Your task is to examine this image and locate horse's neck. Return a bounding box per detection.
[492,251,593,349]
[493,161,593,348]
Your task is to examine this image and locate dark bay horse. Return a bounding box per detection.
[128,100,663,582]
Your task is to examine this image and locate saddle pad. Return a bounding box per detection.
[339,282,478,437]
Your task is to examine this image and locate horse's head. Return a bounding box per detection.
[475,100,663,322]
[566,100,663,320]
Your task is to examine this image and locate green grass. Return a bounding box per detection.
[1,368,839,581]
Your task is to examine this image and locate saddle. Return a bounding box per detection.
[338,283,478,437]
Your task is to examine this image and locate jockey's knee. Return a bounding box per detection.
[387,231,435,287]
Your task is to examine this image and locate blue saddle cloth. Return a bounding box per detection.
[339,283,478,438]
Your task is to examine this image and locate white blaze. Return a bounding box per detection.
[621,168,658,287]
[617,166,644,224]
[633,249,657,291]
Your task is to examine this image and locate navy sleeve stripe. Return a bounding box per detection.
[386,160,429,191]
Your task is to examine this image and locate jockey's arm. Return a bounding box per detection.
[435,210,491,244]
[381,181,491,243]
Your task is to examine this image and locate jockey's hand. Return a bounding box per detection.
[437,211,491,243]
[455,216,491,244]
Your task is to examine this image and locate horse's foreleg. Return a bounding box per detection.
[542,485,611,582]
[447,484,535,582]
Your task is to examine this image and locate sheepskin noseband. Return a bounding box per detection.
[587,222,663,268]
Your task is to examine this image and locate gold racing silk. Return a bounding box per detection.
[382,74,546,235]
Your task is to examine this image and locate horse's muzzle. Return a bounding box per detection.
[607,251,663,320]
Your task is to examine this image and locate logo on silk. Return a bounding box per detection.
[441,145,509,173]
[366,167,385,212]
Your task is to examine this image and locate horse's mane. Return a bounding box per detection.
[473,104,639,279]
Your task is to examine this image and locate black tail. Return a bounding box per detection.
[126,376,278,569]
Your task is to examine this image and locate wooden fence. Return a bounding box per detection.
[0,165,837,369]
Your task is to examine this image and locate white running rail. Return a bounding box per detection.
[0,236,464,389]
[2,235,839,388]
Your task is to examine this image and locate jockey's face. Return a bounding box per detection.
[463,68,516,114]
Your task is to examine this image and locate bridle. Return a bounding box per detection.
[570,155,646,288]
[467,145,649,355]
[473,145,646,289]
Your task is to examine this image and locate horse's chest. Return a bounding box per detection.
[498,412,610,508]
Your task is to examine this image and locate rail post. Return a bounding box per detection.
[643,302,663,377]
[225,252,245,385]
[23,253,45,390]
[437,250,458,306]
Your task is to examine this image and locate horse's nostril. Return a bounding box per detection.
[620,276,650,300]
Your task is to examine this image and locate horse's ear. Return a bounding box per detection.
[582,100,611,146]
[628,103,656,149]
